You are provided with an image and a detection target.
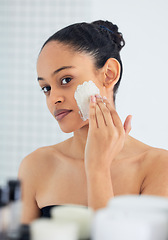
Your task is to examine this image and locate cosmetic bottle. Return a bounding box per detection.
[19,224,30,240]
[0,185,10,240]
[0,187,5,239]
[6,180,22,240]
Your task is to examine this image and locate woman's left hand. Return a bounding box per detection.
[84,94,132,173]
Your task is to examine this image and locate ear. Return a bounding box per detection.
[103,58,121,88]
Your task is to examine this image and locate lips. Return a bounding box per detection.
[54,109,72,121]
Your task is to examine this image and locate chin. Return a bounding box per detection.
[60,127,74,133]
[59,119,89,133]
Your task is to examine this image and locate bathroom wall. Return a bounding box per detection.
[92,0,168,150]
[0,0,92,184]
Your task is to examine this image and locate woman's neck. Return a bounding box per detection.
[70,124,89,160]
[69,125,135,161]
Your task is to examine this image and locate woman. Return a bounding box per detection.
[18,20,168,224]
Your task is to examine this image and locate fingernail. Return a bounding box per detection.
[91,95,96,103]
[103,96,107,100]
[95,94,102,99]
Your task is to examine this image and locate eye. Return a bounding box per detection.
[61,77,72,85]
[41,86,51,94]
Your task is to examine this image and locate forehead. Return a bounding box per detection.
[37,41,95,75]
[38,41,75,61]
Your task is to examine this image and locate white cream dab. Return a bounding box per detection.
[74,80,100,121]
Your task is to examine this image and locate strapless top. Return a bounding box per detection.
[40,205,61,218]
[40,204,88,218]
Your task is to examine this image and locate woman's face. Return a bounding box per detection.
[37,41,104,133]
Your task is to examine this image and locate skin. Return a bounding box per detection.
[18,41,168,224]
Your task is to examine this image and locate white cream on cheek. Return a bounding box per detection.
[74,80,100,121]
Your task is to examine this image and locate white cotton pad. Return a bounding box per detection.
[74,80,100,121]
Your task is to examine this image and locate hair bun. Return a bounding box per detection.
[92,20,125,51]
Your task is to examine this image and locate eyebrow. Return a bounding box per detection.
[37,66,74,81]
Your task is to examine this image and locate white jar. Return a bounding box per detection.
[91,195,168,240]
[30,218,78,240]
[51,204,94,240]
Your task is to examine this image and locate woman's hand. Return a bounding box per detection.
[84,94,132,174]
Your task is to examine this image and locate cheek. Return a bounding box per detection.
[46,99,54,116]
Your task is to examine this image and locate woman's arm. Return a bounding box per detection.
[86,169,114,210]
[18,154,41,224]
[85,95,132,210]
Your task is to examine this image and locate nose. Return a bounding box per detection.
[55,100,61,104]
[50,88,64,105]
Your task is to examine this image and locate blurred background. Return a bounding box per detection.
[0,0,168,185]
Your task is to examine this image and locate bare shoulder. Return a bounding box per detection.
[141,147,168,196]
[145,147,168,168]
[18,145,59,180]
[18,146,59,223]
[18,136,73,181]
[18,142,71,224]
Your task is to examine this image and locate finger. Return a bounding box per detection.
[96,96,113,127]
[124,115,132,135]
[89,95,98,129]
[95,98,107,127]
[103,97,123,130]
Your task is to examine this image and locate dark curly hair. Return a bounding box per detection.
[41,20,125,103]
